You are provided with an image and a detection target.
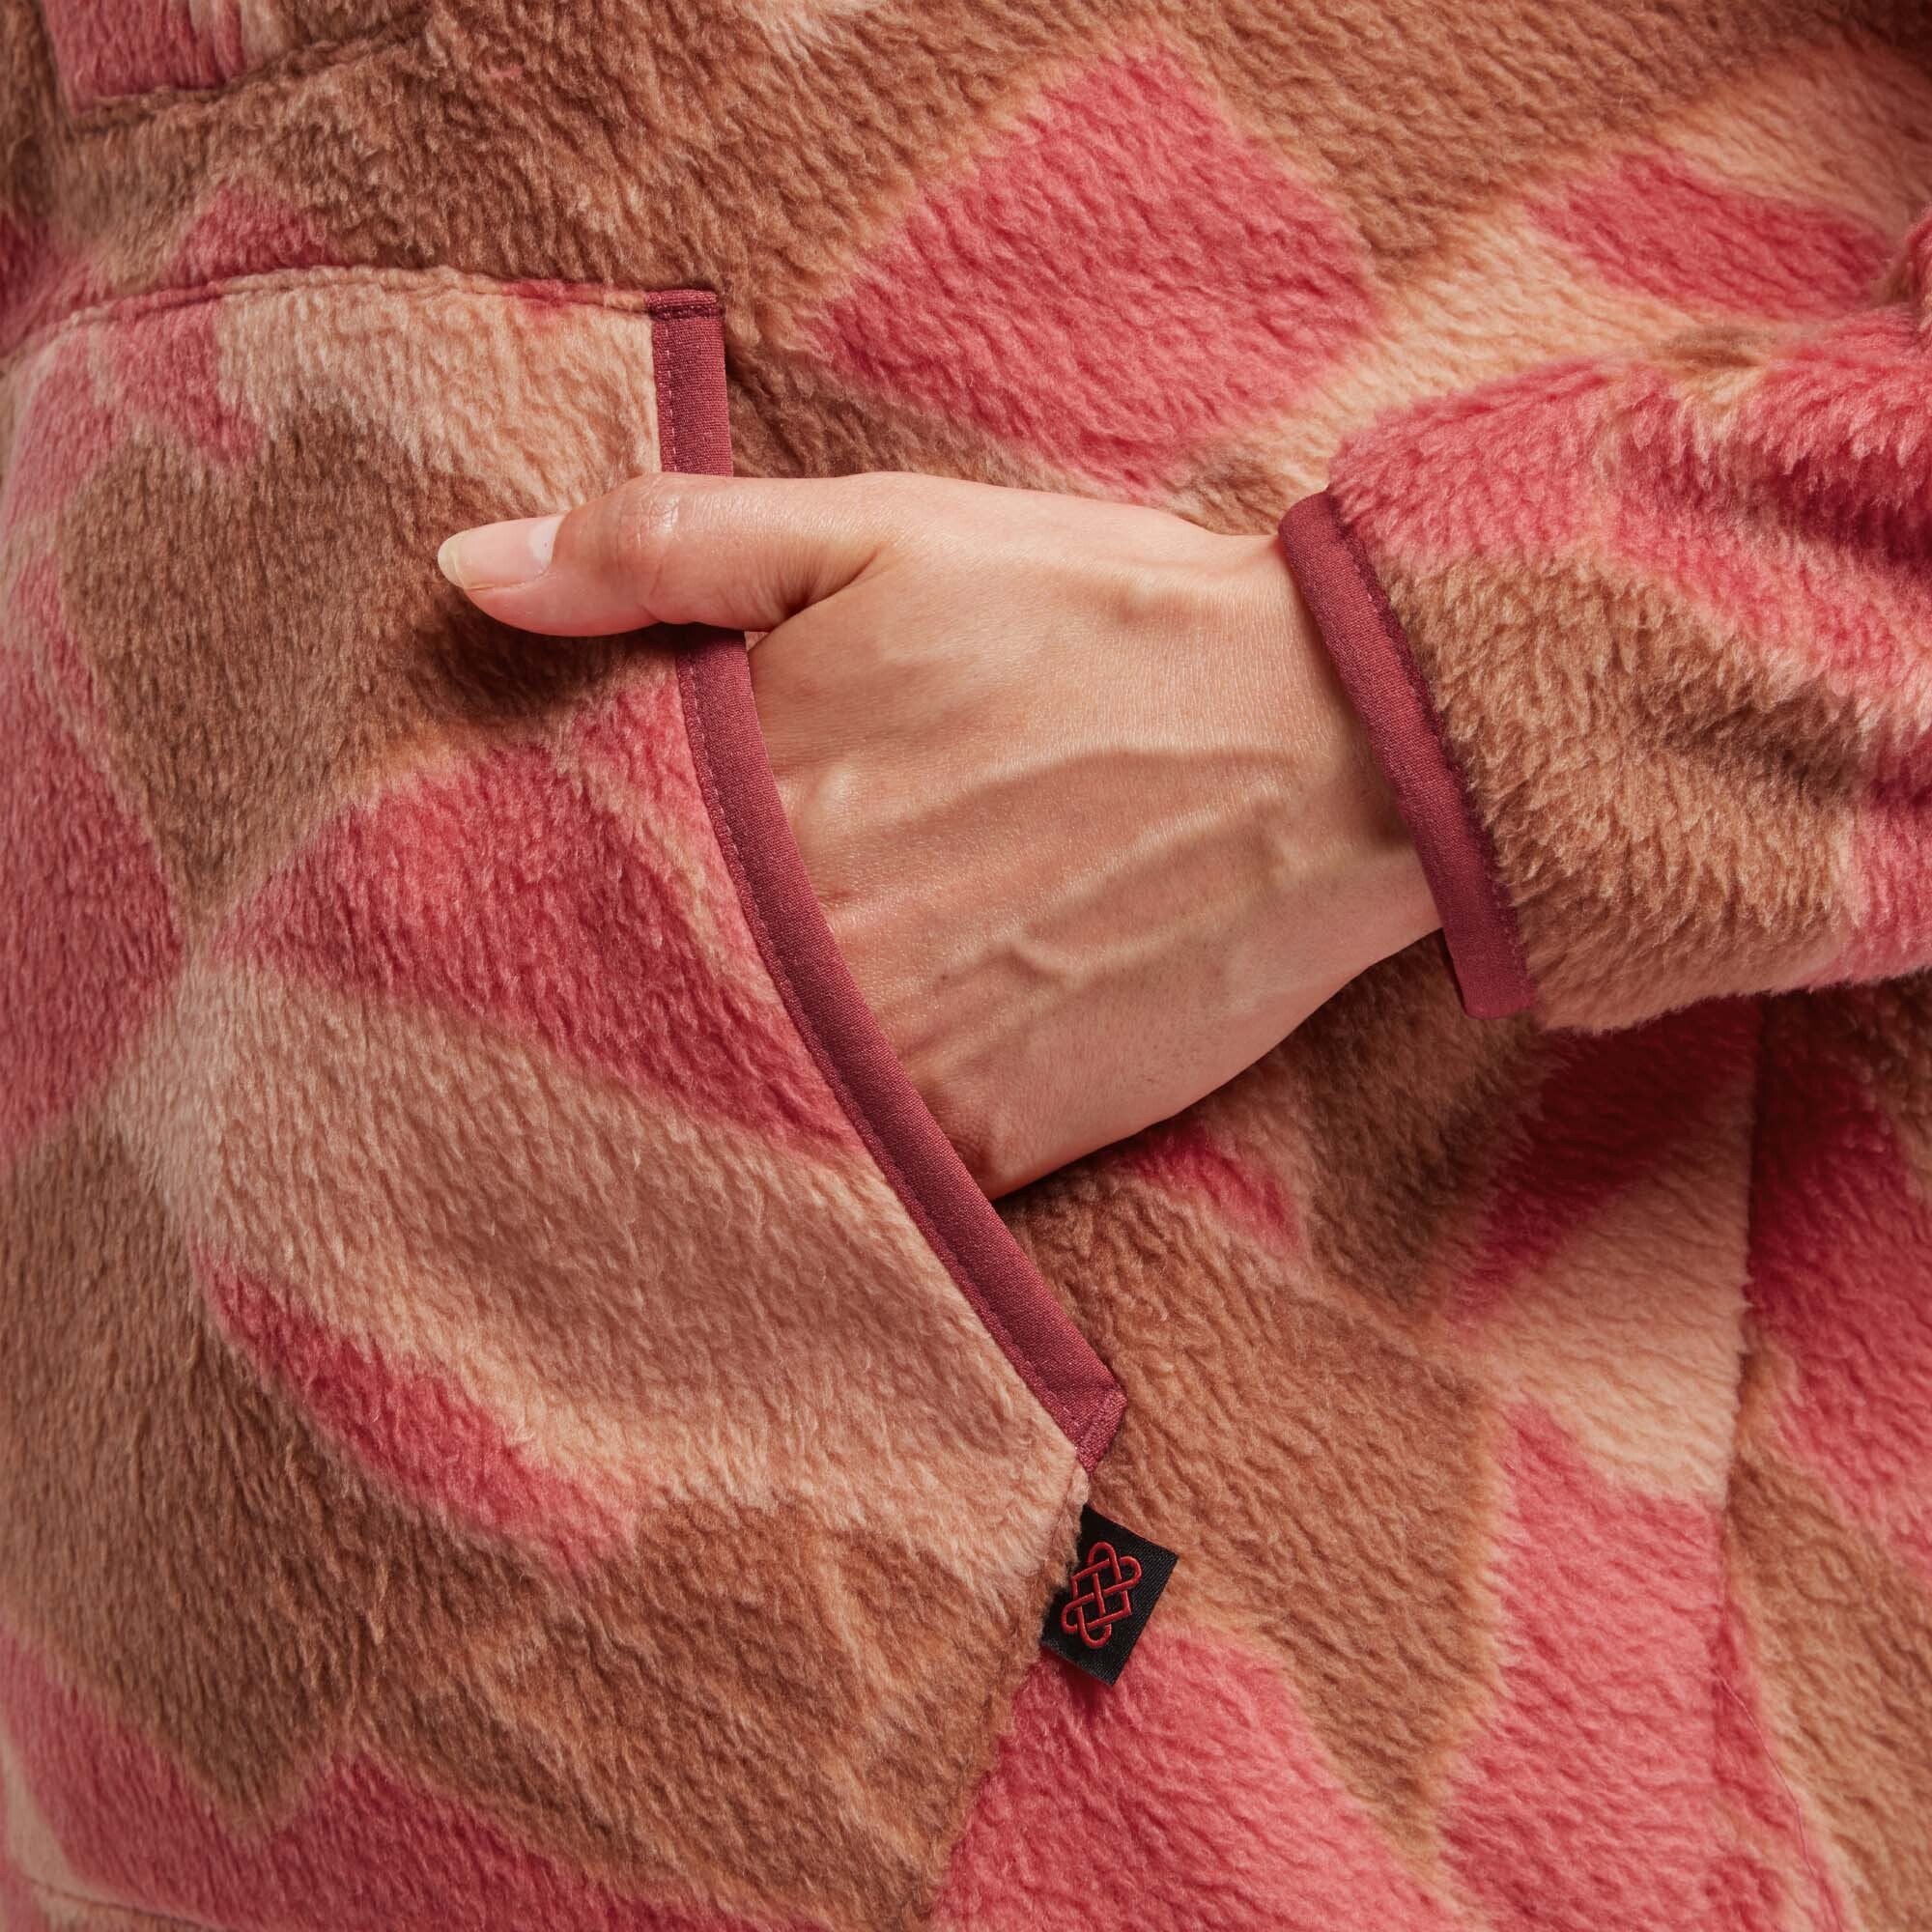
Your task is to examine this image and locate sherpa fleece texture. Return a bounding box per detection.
[3,4,1932,1931]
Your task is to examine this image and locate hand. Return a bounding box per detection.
[439,473,1435,1195]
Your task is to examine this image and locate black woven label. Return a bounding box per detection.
[1040,1505,1179,1685]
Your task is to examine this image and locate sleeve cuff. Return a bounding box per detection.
[1276,492,1534,1020]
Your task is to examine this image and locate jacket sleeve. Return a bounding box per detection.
[1278,209,1932,1030]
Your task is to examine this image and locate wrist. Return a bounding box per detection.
[1224,534,1439,991]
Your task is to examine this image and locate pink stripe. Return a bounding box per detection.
[0,1633,789,1932]
[1277,493,1533,1018]
[0,647,182,1161]
[1321,359,1609,571]
[808,53,1375,490]
[162,186,338,288]
[108,297,261,465]
[0,1861,51,1932]
[1455,1001,1759,1318]
[1843,735,1932,983]
[656,306,1123,1468]
[1121,1118,1297,1249]
[0,1772,53,1932]
[1443,1408,1723,1930]
[1711,1592,1849,1931]
[0,213,104,360]
[205,1257,627,1568]
[938,1632,1457,1930]
[221,735,854,1156]
[1535,152,1890,324]
[1751,1008,1932,1580]
[40,0,237,109]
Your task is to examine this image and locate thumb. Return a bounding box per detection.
[437,472,890,638]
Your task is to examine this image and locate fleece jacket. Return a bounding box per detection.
[3,3,1932,1928]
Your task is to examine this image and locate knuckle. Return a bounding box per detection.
[931,1079,1024,1197]
[845,467,944,512]
[827,469,904,526]
[834,469,966,560]
[598,474,686,604]
[1106,556,1188,632]
[1097,521,1221,639]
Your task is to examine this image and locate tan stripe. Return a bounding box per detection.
[0,1115,347,1809]
[0,1726,90,1917]
[1266,945,1537,1321]
[1454,1166,1752,1504]
[1165,33,1932,533]
[1660,38,1932,234]
[4,1878,203,1932]
[1178,1,1929,269]
[1011,1130,1497,1861]
[45,0,1927,304]
[46,275,663,925]
[560,668,805,1015]
[111,956,1078,1584]
[1389,559,1859,1025]
[0,1113,1081,1928]
[1167,223,1723,524]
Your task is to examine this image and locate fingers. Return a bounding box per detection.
[437,472,901,638]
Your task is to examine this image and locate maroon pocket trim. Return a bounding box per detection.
[653,298,1124,1469]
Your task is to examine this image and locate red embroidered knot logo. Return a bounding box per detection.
[1060,1540,1142,1649]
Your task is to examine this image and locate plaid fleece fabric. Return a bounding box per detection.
[4,3,1932,1928]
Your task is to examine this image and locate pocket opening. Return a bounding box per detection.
[658,317,1124,1468]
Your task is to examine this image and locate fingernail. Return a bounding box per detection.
[437,513,563,592]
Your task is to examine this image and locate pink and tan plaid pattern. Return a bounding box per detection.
[4,3,1932,1928]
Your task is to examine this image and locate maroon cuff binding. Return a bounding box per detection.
[1277,493,1533,1020]
[656,298,1125,1470]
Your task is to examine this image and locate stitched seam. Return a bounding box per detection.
[1,266,720,379]
[678,643,1122,1461]
[1320,493,1535,1002]
[656,325,682,472]
[47,10,425,128]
